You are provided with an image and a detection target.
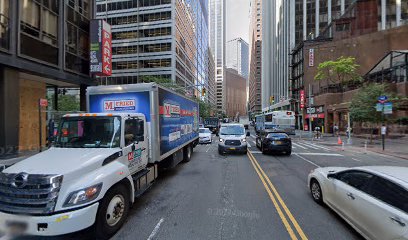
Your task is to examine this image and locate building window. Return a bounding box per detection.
[0,0,10,50]
[20,0,59,65]
[65,0,92,75]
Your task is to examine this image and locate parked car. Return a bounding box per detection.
[256,130,291,155]
[218,124,250,154]
[308,166,408,240]
[199,128,213,144]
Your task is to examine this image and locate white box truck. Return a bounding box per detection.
[0,83,199,239]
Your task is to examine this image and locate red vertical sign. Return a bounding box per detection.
[300,90,305,109]
[101,21,112,76]
[309,48,314,67]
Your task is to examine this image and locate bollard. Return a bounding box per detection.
[364,141,367,154]
[342,142,345,151]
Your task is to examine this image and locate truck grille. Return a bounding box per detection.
[0,172,63,215]
[225,140,241,146]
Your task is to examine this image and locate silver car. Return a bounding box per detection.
[308,166,408,240]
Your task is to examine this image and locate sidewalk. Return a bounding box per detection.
[296,130,408,160]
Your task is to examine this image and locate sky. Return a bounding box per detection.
[226,0,251,43]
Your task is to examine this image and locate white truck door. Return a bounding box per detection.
[123,117,148,175]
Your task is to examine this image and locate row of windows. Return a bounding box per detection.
[113,43,171,55]
[96,0,171,12]
[106,11,171,26]
[113,27,171,40]
[98,75,172,85]
[112,59,171,70]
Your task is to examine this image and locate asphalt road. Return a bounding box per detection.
[7,128,408,240]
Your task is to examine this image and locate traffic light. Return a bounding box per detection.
[202,88,206,96]
[269,96,274,104]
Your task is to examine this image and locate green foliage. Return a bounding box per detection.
[350,83,393,124]
[47,94,80,112]
[198,99,216,119]
[315,56,362,85]
[140,75,185,94]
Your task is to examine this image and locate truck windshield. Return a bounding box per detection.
[219,126,245,135]
[55,116,121,148]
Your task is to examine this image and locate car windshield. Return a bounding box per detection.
[219,126,245,135]
[267,133,288,139]
[54,116,121,148]
[199,129,211,133]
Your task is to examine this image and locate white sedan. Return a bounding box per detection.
[308,166,408,240]
[199,128,212,144]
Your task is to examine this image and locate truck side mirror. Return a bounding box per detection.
[134,119,144,142]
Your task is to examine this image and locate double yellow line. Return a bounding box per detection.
[247,151,308,240]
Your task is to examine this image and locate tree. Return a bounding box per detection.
[315,56,362,89]
[47,94,80,112]
[140,75,185,94]
[198,99,216,119]
[350,83,394,141]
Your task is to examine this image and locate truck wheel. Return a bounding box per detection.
[183,144,192,162]
[95,184,130,240]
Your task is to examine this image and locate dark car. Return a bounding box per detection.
[255,130,292,155]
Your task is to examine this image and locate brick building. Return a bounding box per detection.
[225,68,247,118]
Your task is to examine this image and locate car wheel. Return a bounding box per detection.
[261,144,266,154]
[286,150,292,156]
[218,148,223,155]
[95,184,130,240]
[310,179,323,204]
[183,144,192,162]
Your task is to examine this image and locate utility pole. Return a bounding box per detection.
[308,84,312,137]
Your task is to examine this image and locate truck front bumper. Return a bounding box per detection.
[0,202,99,236]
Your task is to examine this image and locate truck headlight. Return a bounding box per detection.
[219,138,224,142]
[242,138,246,142]
[64,183,103,207]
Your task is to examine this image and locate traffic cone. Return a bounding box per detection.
[337,136,342,145]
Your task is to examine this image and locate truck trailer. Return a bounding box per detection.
[0,83,199,239]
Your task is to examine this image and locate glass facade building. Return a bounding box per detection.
[226,38,249,79]
[0,0,95,157]
[209,0,226,113]
[95,0,213,103]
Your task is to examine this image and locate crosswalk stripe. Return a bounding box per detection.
[297,142,319,150]
[305,142,331,151]
[296,153,343,156]
[292,142,307,149]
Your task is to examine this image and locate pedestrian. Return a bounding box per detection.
[333,124,339,137]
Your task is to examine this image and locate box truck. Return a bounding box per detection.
[0,83,199,239]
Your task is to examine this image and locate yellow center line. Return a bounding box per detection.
[247,152,298,240]
[248,150,309,240]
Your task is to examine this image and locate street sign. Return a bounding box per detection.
[381,126,387,135]
[376,103,382,112]
[300,90,305,109]
[39,98,48,107]
[378,95,388,104]
[384,102,393,114]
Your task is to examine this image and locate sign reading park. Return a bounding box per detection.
[90,19,112,76]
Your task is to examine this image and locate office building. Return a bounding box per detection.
[290,0,408,133]
[226,37,249,79]
[249,0,262,115]
[225,68,247,117]
[95,0,213,103]
[261,0,294,111]
[209,0,226,113]
[0,0,95,158]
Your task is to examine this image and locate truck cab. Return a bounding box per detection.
[0,113,156,239]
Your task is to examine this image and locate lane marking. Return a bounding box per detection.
[147,218,164,240]
[293,153,321,167]
[296,153,343,157]
[206,144,212,152]
[251,134,257,139]
[292,142,307,149]
[247,153,300,240]
[351,158,361,162]
[247,142,252,148]
[248,151,308,240]
[251,151,262,154]
[251,140,256,146]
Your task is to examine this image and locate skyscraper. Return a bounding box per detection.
[209,0,226,113]
[226,38,249,79]
[249,0,263,115]
[261,0,295,111]
[95,0,213,102]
